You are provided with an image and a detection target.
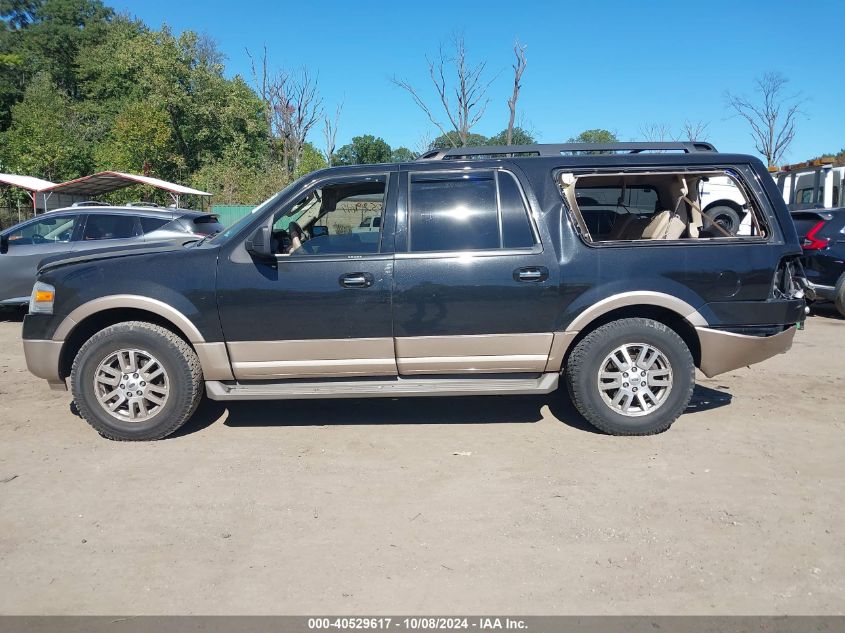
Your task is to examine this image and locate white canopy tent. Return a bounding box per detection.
[37,171,211,212]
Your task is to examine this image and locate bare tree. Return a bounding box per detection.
[726,72,803,167]
[678,120,710,142]
[505,41,527,146]
[639,122,673,142]
[392,35,496,147]
[247,47,323,174]
[323,102,343,167]
[275,68,323,174]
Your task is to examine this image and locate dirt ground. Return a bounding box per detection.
[0,307,843,615]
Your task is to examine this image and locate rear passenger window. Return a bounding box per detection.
[139,217,169,234]
[409,170,536,252]
[410,172,499,252]
[83,214,139,241]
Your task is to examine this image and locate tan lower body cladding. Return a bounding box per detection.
[226,333,557,379]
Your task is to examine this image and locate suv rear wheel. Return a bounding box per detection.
[565,317,695,435]
[70,321,203,441]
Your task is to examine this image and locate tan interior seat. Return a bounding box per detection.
[641,210,686,239]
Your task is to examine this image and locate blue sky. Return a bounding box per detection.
[111,0,844,163]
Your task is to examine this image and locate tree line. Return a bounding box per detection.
[0,0,836,210]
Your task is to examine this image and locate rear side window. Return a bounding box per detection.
[499,171,536,248]
[408,170,537,252]
[82,214,139,241]
[139,217,170,234]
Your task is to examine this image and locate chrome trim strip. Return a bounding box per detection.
[696,326,796,378]
[566,291,708,331]
[395,333,553,358]
[227,337,394,362]
[394,246,542,260]
[231,358,398,380]
[53,295,205,343]
[396,354,548,374]
[206,373,560,401]
[194,342,234,381]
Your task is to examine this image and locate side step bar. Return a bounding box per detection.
[205,373,559,401]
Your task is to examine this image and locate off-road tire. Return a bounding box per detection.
[70,321,203,441]
[835,272,845,319]
[565,317,695,435]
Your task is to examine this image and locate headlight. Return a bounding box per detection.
[29,282,55,314]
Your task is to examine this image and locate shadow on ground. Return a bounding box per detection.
[173,383,732,439]
[809,303,843,320]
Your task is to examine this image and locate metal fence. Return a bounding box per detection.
[0,205,31,231]
[211,205,255,228]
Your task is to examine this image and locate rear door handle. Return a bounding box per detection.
[339,272,374,288]
[514,267,549,282]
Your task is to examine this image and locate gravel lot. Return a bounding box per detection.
[0,308,843,615]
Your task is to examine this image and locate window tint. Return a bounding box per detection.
[139,217,170,234]
[83,214,139,240]
[6,215,76,245]
[409,172,499,252]
[499,172,536,248]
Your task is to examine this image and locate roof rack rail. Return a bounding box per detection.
[417,141,718,161]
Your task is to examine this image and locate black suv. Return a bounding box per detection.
[22,143,806,440]
[791,208,845,316]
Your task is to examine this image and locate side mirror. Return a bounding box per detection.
[245,225,273,258]
[311,225,328,238]
[0,234,8,255]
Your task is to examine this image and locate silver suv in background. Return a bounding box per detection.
[0,206,223,306]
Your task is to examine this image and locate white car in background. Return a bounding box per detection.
[352,216,381,233]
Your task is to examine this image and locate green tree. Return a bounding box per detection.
[431,131,488,149]
[0,71,91,179]
[568,128,619,144]
[94,99,184,177]
[335,134,392,165]
[487,127,535,146]
[294,141,327,177]
[390,146,415,163]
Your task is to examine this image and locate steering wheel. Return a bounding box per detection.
[31,234,47,244]
[288,222,314,254]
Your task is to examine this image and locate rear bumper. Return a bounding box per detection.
[22,339,66,390]
[696,325,797,378]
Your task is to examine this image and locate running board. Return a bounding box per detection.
[205,373,559,401]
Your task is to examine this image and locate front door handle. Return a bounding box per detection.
[339,272,374,288]
[514,267,549,282]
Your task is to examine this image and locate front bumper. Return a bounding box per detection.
[696,325,797,378]
[22,339,66,390]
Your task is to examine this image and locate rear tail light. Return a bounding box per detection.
[803,221,830,250]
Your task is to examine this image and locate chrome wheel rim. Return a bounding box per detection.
[597,343,673,417]
[93,349,169,423]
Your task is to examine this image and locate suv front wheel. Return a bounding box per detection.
[70,321,203,441]
[565,317,695,435]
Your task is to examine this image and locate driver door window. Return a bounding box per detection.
[6,215,77,245]
[272,175,387,257]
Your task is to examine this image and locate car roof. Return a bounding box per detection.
[44,206,209,219]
